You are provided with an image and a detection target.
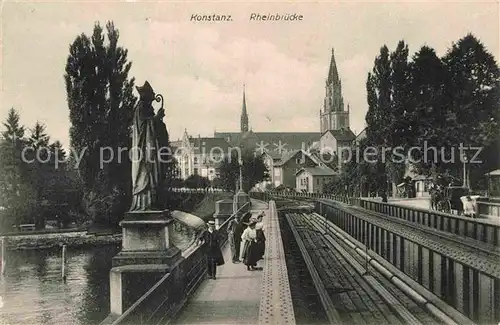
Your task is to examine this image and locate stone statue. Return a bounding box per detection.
[129,81,165,211]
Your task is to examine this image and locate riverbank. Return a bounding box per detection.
[2,192,233,251]
[2,231,121,250]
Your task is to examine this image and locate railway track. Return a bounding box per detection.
[282,210,446,325]
[278,209,329,324]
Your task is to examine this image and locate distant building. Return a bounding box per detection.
[214,86,319,153]
[174,48,357,189]
[259,150,319,189]
[296,166,337,193]
[172,130,232,181]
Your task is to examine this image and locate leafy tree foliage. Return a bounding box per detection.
[65,21,137,227]
[185,175,210,189]
[341,34,498,197]
[0,109,80,232]
[218,152,269,193]
[440,34,499,187]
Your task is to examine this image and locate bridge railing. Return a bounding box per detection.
[250,191,499,247]
[314,199,500,324]
[101,201,250,325]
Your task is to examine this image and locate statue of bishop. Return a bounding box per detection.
[129,81,165,211]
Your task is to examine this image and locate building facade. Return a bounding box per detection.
[318,49,355,157]
[174,49,356,188]
[296,166,337,193]
[172,129,232,181]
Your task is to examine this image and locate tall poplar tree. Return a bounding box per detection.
[386,41,411,191]
[365,45,392,196]
[65,22,137,227]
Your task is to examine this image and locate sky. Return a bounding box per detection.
[1,0,498,148]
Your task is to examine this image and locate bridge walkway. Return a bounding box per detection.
[169,200,270,325]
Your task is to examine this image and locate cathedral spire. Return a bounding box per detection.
[327,48,339,84]
[241,84,249,133]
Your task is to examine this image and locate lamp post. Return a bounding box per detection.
[462,153,468,188]
[238,157,243,192]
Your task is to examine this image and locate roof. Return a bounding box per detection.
[327,48,339,84]
[261,151,282,161]
[170,140,182,148]
[322,129,356,141]
[355,128,367,141]
[309,151,338,167]
[275,150,301,166]
[188,137,232,153]
[296,166,337,177]
[486,169,500,176]
[214,131,320,152]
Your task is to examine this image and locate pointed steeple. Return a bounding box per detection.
[327,48,339,84]
[240,84,249,133]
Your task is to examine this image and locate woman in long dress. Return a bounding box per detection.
[241,219,260,271]
[255,215,266,260]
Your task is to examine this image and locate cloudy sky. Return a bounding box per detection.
[1,0,498,148]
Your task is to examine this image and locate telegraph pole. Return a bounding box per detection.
[239,157,243,192]
[462,153,468,188]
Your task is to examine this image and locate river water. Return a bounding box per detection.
[0,244,121,325]
[0,213,200,325]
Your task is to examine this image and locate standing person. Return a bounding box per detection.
[255,214,266,260]
[241,218,261,271]
[228,217,243,263]
[241,211,252,224]
[256,212,265,231]
[198,220,224,279]
[463,196,476,218]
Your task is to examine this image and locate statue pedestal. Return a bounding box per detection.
[112,210,181,267]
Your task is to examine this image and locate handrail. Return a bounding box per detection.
[267,191,498,226]
[219,201,251,230]
[109,272,171,325]
[107,199,251,325]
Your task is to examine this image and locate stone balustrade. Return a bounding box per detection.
[100,200,251,325]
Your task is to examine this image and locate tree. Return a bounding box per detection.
[386,41,411,191]
[185,175,210,189]
[2,108,25,142]
[0,108,33,230]
[49,141,67,165]
[401,46,448,181]
[65,21,137,227]
[218,152,269,192]
[441,34,500,188]
[364,45,393,196]
[25,122,51,229]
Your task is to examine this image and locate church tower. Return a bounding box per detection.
[240,85,249,133]
[320,48,350,134]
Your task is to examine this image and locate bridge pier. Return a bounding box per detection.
[104,209,184,322]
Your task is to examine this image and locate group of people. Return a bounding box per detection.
[228,212,266,271]
[197,211,267,279]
